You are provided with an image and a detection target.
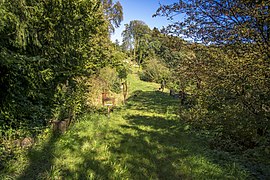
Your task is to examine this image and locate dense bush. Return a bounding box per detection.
[139,58,170,83]
[85,63,129,108]
[99,67,122,93]
[153,0,270,156]
[0,0,126,169]
[0,0,107,134]
[176,45,270,153]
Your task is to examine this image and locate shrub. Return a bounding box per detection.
[139,58,170,83]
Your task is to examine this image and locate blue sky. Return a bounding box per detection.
[111,0,179,43]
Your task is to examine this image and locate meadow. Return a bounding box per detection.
[1,70,249,179]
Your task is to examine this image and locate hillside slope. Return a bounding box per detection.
[1,69,249,179]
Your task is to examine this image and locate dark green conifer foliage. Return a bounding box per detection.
[0,0,121,137]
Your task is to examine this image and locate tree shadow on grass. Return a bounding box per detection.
[55,132,116,179]
[17,133,60,180]
[110,113,248,179]
[125,91,268,179]
[114,85,250,178]
[126,90,180,114]
[16,89,250,179]
[112,133,185,179]
[59,151,116,179]
[17,130,117,179]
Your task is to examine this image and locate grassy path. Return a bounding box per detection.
[2,72,248,179]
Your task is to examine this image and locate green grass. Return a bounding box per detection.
[1,70,249,179]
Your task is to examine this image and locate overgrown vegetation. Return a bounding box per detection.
[153,0,270,154]
[119,0,270,176]
[139,58,170,83]
[1,0,269,178]
[0,0,124,170]
[1,71,252,179]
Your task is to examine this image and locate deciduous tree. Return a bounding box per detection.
[154,0,270,146]
[121,20,151,67]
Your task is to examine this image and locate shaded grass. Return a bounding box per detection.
[1,71,250,179]
[125,90,179,115]
[17,134,58,180]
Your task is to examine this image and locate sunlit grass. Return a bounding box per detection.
[1,70,249,179]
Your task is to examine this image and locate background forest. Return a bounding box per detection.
[0,0,269,178]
